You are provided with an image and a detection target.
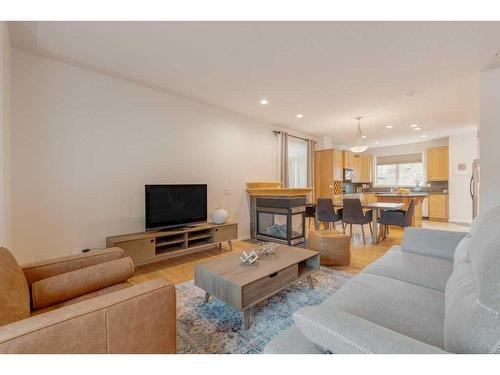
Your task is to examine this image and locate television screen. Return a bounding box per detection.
[145,184,207,230]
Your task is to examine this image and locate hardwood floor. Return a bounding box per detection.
[130,220,469,285]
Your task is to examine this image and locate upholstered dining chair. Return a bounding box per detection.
[379,198,416,240]
[316,198,343,230]
[305,203,316,229]
[342,198,373,245]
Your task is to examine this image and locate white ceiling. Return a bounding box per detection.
[9,21,500,147]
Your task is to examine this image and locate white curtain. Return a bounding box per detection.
[279,132,289,187]
[287,136,308,188]
[307,139,315,202]
[277,132,315,198]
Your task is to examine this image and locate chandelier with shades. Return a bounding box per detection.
[349,116,368,153]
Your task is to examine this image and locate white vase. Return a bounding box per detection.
[211,207,229,224]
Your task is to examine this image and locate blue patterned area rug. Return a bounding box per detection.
[176,266,352,354]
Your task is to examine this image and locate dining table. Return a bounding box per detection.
[317,201,404,245]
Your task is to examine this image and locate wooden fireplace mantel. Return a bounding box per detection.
[246,182,312,197]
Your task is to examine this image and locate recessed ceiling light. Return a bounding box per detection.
[410,124,418,128]
[421,134,428,138]
[260,98,269,105]
[375,141,380,145]
[361,135,367,139]
[414,127,422,131]
[296,114,304,119]
[385,125,393,129]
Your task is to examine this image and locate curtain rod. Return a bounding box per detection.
[273,130,317,143]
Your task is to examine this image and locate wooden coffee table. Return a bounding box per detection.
[194,245,320,329]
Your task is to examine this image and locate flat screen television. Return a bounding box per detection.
[145,184,207,231]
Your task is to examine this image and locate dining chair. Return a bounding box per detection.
[305,203,316,229]
[316,198,343,230]
[379,198,416,241]
[342,198,373,245]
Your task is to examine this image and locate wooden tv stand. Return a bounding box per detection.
[106,222,238,266]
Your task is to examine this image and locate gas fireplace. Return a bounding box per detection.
[255,197,306,246]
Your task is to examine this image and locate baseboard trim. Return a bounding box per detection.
[237,234,252,241]
[448,221,471,228]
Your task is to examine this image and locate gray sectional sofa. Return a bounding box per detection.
[264,206,500,354]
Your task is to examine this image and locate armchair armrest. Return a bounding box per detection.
[0,278,176,353]
[401,228,468,261]
[294,307,447,354]
[21,248,125,288]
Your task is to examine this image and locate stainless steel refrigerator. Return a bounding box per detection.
[470,159,480,219]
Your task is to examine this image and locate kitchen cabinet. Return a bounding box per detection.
[427,146,449,181]
[359,155,373,183]
[363,193,377,203]
[429,194,449,221]
[352,154,372,183]
[314,149,343,199]
[352,155,361,182]
[343,150,354,169]
[333,149,343,180]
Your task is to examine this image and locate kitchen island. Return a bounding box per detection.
[375,193,428,227]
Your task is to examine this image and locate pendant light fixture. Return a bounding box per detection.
[349,116,368,153]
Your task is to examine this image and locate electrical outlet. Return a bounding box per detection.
[224,189,232,196]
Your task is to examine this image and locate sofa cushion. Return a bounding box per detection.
[264,325,324,354]
[401,228,467,261]
[363,246,453,291]
[469,205,500,238]
[453,234,471,269]
[31,257,134,309]
[294,308,447,354]
[444,206,500,353]
[0,248,31,326]
[32,281,133,315]
[22,247,125,288]
[317,273,445,348]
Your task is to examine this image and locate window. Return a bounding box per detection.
[287,136,308,188]
[376,153,424,187]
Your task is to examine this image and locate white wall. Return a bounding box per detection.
[0,22,12,247]
[9,49,291,263]
[368,138,449,159]
[480,66,500,212]
[448,130,478,224]
[316,135,333,150]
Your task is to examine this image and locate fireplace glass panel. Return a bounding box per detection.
[257,212,288,240]
[291,212,305,239]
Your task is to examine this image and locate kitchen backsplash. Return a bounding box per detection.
[345,181,448,194]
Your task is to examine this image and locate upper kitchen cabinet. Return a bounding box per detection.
[352,154,372,183]
[352,154,361,182]
[333,149,343,180]
[343,150,354,169]
[426,146,449,181]
[314,149,343,199]
[359,154,373,183]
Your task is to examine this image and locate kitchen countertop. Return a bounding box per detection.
[374,193,429,197]
[363,191,448,196]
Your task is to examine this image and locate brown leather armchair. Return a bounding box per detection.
[0,247,176,353]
